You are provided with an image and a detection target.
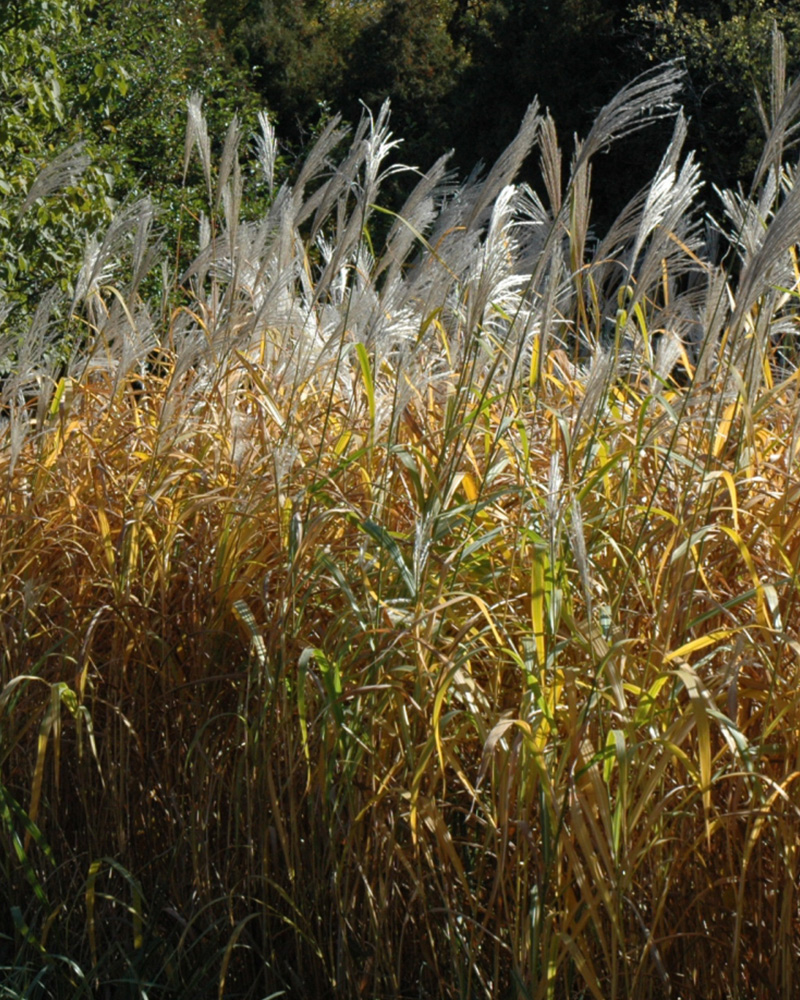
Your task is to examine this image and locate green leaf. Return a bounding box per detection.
[360,518,417,598]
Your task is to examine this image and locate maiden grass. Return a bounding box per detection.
[1,56,800,999]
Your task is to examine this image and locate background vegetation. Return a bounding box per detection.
[3,3,800,998]
[205,1,800,199]
[6,0,800,320]
[6,0,800,334]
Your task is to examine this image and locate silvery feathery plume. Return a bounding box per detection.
[2,290,66,443]
[506,182,552,271]
[388,160,509,359]
[568,495,593,621]
[0,302,18,385]
[374,151,454,289]
[729,166,800,336]
[346,245,382,330]
[592,185,650,281]
[313,102,407,305]
[363,282,418,361]
[1,288,63,418]
[426,161,483,253]
[587,114,702,374]
[626,113,691,278]
[72,198,155,306]
[512,184,569,373]
[385,347,446,441]
[292,113,350,221]
[585,121,681,299]
[216,114,241,213]
[293,116,352,233]
[545,450,564,554]
[628,153,703,314]
[254,109,278,197]
[464,100,542,233]
[525,255,568,385]
[575,62,684,171]
[465,184,537,388]
[537,72,683,337]
[4,405,30,475]
[72,296,157,396]
[313,233,341,301]
[571,346,615,434]
[16,287,62,378]
[752,26,800,192]
[127,198,159,301]
[692,266,730,385]
[199,211,212,253]
[646,282,710,377]
[714,27,800,334]
[74,294,156,382]
[567,146,593,272]
[183,92,212,203]
[221,155,243,259]
[538,113,563,216]
[18,144,91,217]
[711,171,778,262]
[361,100,406,201]
[549,64,684,321]
[0,300,14,337]
[653,328,684,385]
[169,308,207,383]
[465,184,524,330]
[247,222,306,328]
[272,444,299,500]
[74,232,103,315]
[360,264,422,365]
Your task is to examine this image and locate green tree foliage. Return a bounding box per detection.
[342,0,465,169]
[209,0,647,214]
[447,1,631,171]
[70,0,262,200]
[204,0,351,139]
[210,0,800,216]
[627,1,800,189]
[1,0,264,341]
[7,0,800,343]
[0,0,114,313]
[206,0,467,166]
[59,0,267,281]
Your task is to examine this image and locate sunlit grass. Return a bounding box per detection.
[1,49,800,999]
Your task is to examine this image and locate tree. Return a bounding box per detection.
[62,0,264,234]
[0,0,114,315]
[1,0,265,342]
[206,1,465,166]
[439,0,650,224]
[340,0,466,170]
[206,0,354,142]
[626,1,800,190]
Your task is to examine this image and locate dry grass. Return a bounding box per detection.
[1,55,800,999]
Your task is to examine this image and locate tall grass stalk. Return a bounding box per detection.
[2,55,800,999]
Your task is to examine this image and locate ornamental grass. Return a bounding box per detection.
[1,46,800,1000]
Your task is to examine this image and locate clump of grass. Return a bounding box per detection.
[2,47,800,1000]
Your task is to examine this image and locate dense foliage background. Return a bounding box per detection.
[204,0,800,197]
[1,0,258,335]
[6,0,800,294]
